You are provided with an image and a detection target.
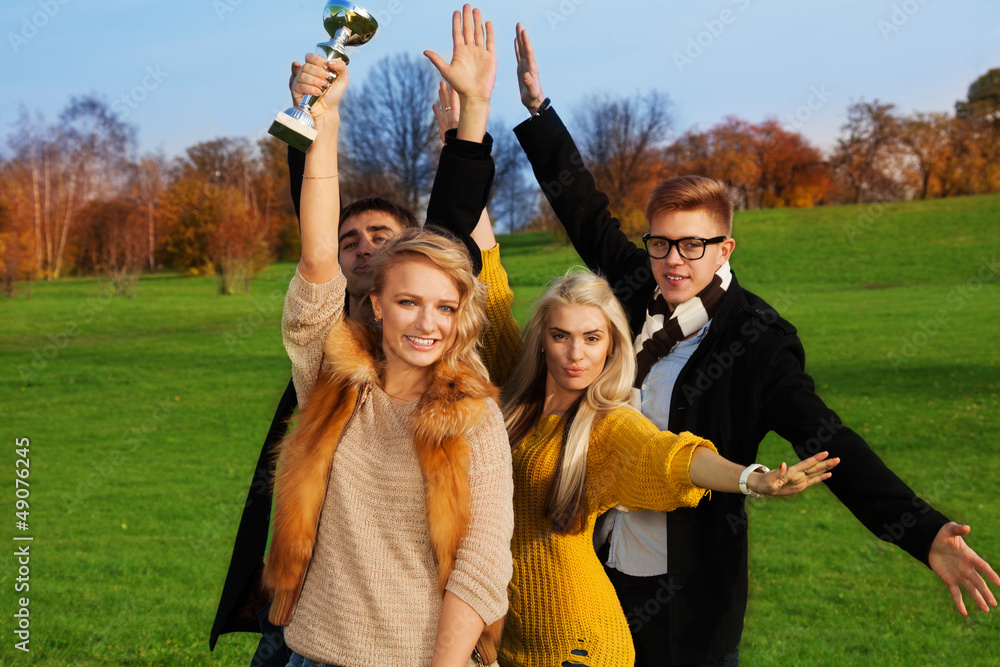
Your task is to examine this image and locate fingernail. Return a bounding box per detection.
[321,83,329,92]
[326,72,335,83]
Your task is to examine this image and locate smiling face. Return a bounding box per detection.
[543,303,612,410]
[338,210,405,299]
[369,259,460,375]
[648,208,736,307]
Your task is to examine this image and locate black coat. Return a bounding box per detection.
[209,132,495,652]
[512,106,949,664]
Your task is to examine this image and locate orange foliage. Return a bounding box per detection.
[662,116,830,209]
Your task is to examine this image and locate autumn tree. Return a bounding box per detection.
[751,119,830,208]
[573,91,673,234]
[76,198,148,296]
[340,53,439,212]
[830,99,904,204]
[896,112,960,199]
[159,138,272,293]
[0,150,36,296]
[255,135,299,261]
[956,68,1000,129]
[952,69,1000,195]
[662,117,828,208]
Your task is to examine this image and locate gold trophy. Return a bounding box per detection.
[268,2,378,152]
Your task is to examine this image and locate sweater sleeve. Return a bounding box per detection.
[513,107,656,335]
[589,408,715,514]
[477,244,522,388]
[445,402,514,625]
[281,266,347,407]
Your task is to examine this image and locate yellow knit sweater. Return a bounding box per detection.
[479,246,715,667]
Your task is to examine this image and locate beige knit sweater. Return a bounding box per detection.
[280,267,514,667]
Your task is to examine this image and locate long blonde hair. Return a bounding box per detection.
[503,270,636,533]
[368,227,489,380]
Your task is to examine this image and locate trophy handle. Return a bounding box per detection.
[294,27,353,119]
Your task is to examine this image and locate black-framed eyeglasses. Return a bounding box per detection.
[641,234,727,260]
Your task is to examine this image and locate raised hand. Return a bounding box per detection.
[514,23,546,114]
[424,5,496,106]
[928,522,1000,615]
[752,451,840,497]
[288,52,349,120]
[432,81,461,144]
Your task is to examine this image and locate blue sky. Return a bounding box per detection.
[2,0,999,158]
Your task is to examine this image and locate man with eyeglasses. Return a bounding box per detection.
[510,24,998,667]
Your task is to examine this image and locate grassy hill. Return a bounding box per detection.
[0,193,997,665]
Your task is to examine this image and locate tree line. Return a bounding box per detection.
[1,61,997,296]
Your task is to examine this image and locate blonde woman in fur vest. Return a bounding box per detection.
[261,8,513,667]
[430,57,840,667]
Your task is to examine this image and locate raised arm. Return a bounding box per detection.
[431,83,496,255]
[424,12,505,664]
[512,24,654,334]
[280,55,350,405]
[289,54,348,284]
[423,5,497,273]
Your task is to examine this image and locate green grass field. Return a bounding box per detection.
[1,194,998,665]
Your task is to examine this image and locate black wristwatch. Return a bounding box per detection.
[531,97,551,119]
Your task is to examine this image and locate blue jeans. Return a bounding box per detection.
[285,652,343,667]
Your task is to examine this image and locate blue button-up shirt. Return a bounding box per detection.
[595,321,711,576]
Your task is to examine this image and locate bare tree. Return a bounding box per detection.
[340,53,439,212]
[573,90,672,234]
[487,119,534,233]
[51,96,137,278]
[830,99,904,204]
[130,154,166,271]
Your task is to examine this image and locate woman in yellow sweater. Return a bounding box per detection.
[425,24,839,665]
[477,243,837,667]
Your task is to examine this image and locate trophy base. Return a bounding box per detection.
[268,111,318,153]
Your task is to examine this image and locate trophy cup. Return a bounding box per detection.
[268,2,379,152]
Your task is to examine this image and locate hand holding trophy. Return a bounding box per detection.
[268,2,378,152]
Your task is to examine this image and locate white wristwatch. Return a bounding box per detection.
[739,464,770,498]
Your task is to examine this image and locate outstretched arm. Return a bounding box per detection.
[689,448,839,496]
[760,331,998,615]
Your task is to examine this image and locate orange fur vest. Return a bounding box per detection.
[261,315,504,658]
